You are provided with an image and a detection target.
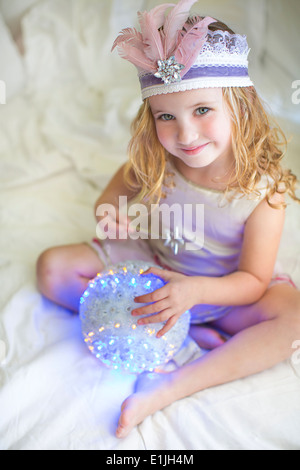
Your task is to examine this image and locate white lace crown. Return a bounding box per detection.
[192,30,250,67]
[139,30,253,99]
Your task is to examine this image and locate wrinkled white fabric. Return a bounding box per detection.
[0,12,25,99]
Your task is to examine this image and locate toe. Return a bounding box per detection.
[116,424,126,439]
[115,398,133,439]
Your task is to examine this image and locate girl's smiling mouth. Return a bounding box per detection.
[180,142,210,155]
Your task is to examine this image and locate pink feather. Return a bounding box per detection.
[111,28,143,52]
[138,11,165,61]
[163,0,199,56]
[112,1,217,79]
[145,3,176,30]
[117,42,156,72]
[137,4,175,62]
[175,16,216,77]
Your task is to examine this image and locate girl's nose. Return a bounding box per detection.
[177,121,199,146]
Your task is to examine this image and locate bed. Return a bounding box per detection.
[0,0,300,450]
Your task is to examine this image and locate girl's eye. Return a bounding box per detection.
[159,114,174,121]
[196,107,209,115]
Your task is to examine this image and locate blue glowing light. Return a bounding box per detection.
[79,260,190,374]
[129,277,137,287]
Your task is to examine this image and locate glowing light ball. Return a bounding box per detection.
[79,261,190,373]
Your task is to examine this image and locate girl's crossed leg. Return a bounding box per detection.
[36,243,105,312]
[116,283,300,438]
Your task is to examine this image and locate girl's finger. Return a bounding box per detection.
[115,210,132,237]
[132,298,170,317]
[134,283,169,304]
[117,212,131,227]
[137,308,173,326]
[156,315,179,338]
[141,267,173,281]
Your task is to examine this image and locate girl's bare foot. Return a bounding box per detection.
[115,327,226,438]
[116,372,173,439]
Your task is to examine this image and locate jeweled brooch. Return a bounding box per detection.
[154,56,185,84]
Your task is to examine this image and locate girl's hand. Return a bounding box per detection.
[96,206,132,240]
[131,267,197,337]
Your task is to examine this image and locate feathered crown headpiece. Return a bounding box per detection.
[112,0,253,99]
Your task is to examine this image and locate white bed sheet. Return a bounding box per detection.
[0,0,300,450]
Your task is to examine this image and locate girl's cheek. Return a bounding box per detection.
[156,125,171,147]
[201,120,216,140]
[205,115,230,142]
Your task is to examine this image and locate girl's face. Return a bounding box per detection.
[149,88,234,173]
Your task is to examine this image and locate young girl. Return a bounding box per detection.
[37,0,300,439]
